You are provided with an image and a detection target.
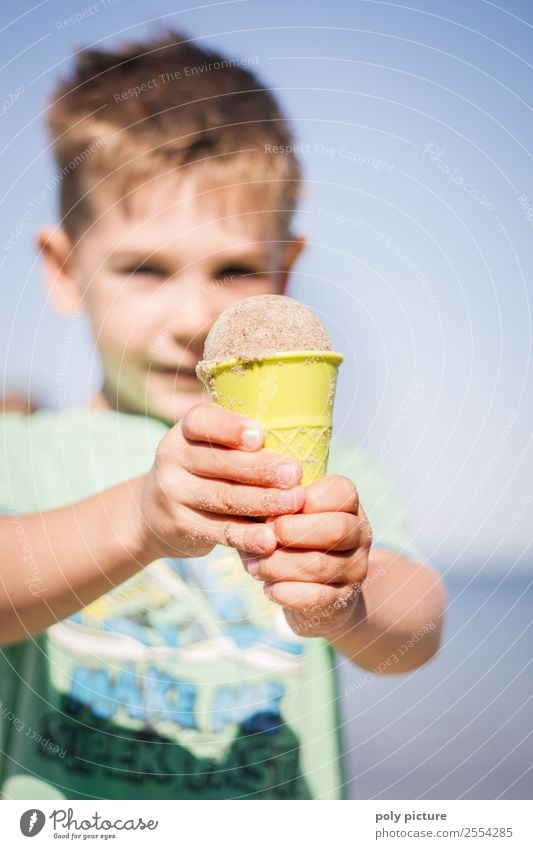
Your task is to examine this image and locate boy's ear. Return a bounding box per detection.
[276,234,306,292]
[37,227,84,316]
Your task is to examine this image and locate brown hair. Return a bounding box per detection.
[46,30,302,239]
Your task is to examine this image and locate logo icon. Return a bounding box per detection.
[20,809,46,837]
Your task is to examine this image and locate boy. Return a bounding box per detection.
[0,31,445,800]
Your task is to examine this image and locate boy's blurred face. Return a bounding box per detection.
[41,174,303,425]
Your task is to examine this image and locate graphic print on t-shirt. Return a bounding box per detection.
[32,547,311,797]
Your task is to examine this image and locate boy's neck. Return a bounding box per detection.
[86,389,173,427]
[88,392,112,412]
[87,388,137,413]
[87,386,138,416]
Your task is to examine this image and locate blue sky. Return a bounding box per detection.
[1,0,532,575]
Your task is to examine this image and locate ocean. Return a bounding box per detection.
[337,574,533,799]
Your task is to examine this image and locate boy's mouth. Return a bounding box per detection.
[150,362,199,381]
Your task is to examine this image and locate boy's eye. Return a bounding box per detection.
[120,264,168,278]
[214,264,263,282]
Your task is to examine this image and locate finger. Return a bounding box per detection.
[263,580,349,613]
[299,475,359,515]
[185,478,306,518]
[268,511,362,551]
[179,402,264,450]
[199,514,277,556]
[180,443,302,489]
[146,502,280,558]
[241,546,367,586]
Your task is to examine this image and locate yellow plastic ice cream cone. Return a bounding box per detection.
[197,351,343,485]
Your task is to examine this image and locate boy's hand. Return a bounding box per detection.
[138,402,305,560]
[239,475,373,640]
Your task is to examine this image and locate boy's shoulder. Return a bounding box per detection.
[329,437,401,504]
[328,437,424,562]
[0,407,168,513]
[0,405,168,459]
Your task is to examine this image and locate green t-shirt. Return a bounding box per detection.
[0,408,422,800]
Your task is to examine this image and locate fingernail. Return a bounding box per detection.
[255,526,276,552]
[245,558,260,578]
[277,462,300,486]
[241,427,263,449]
[263,582,274,599]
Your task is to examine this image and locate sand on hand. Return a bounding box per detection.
[196,294,343,486]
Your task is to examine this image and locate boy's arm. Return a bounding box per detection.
[327,548,446,673]
[0,476,150,646]
[1,394,37,414]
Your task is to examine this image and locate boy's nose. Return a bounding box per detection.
[167,278,216,348]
